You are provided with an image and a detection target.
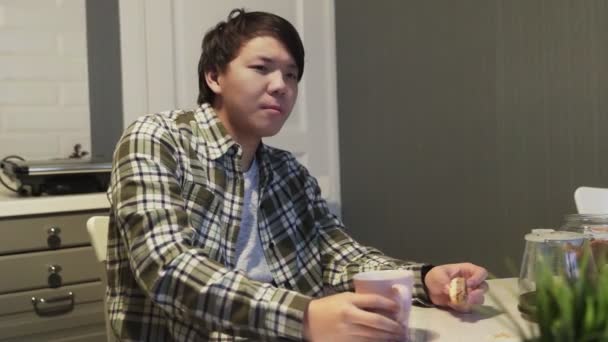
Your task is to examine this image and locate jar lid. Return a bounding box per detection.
[525,229,586,242]
[532,228,555,234]
[589,231,608,239]
[587,227,608,236]
[564,213,608,224]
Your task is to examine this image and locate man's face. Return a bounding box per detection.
[208,36,299,145]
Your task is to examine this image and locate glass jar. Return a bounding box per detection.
[518,229,590,319]
[561,214,608,268]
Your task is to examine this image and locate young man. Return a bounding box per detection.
[107,9,488,341]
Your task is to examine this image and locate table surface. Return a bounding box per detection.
[408,278,538,342]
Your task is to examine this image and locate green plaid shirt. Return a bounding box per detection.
[106,104,431,341]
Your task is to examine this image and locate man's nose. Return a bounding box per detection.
[268,71,288,94]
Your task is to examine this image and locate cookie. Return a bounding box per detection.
[449,277,468,305]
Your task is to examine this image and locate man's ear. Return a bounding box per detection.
[204,69,222,95]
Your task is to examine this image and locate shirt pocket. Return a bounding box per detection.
[181,180,224,260]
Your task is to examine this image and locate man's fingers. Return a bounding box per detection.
[466,267,489,287]
[346,306,405,336]
[447,286,487,312]
[472,280,489,294]
[351,293,400,313]
[467,288,486,305]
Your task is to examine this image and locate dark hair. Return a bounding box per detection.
[197,8,305,105]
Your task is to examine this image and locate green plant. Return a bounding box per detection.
[531,258,608,342]
[483,253,608,342]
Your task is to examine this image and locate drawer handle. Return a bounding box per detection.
[48,264,63,288]
[47,227,62,249]
[31,291,74,316]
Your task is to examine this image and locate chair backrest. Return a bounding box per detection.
[574,186,608,214]
[85,216,116,342]
[86,216,110,263]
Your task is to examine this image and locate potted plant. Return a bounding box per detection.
[491,254,608,342]
[531,260,608,341]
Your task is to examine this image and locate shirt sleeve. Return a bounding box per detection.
[299,166,433,305]
[109,119,312,340]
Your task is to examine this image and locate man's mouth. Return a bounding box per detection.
[260,104,283,114]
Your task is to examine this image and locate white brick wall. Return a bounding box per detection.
[0,0,90,160]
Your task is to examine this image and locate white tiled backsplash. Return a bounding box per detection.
[0,0,90,160]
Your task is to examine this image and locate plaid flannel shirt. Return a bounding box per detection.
[106,103,432,341]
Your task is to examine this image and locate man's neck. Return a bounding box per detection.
[239,142,258,172]
[212,103,259,172]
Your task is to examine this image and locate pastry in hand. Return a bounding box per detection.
[449,277,468,305]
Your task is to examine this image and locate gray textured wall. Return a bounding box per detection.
[335,0,608,276]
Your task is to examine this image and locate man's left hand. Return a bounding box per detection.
[423,263,489,312]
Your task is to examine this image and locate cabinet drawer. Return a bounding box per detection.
[0,247,100,294]
[0,210,107,255]
[0,300,105,340]
[1,323,106,342]
[0,281,104,316]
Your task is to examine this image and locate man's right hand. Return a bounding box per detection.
[302,292,407,342]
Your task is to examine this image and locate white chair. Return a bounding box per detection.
[86,216,116,342]
[574,186,608,214]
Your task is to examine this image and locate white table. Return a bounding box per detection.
[409,278,538,341]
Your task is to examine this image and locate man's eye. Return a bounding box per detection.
[286,72,298,80]
[251,65,268,72]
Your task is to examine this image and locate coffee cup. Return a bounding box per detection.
[353,269,414,334]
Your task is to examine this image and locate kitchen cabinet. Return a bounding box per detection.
[0,189,109,341]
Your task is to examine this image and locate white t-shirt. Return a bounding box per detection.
[234,159,273,283]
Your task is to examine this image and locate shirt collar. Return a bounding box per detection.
[195,103,275,187]
[256,144,276,188]
[194,103,237,160]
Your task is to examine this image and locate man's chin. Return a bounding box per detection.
[257,122,286,138]
[261,128,283,138]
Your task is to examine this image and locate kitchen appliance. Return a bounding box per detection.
[0,158,111,196]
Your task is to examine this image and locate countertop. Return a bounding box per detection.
[0,187,109,218]
[410,278,537,341]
